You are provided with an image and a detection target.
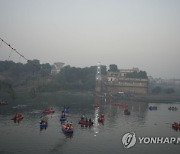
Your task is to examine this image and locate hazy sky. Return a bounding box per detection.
[0,0,180,79]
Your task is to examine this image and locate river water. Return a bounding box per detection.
[0,98,180,154]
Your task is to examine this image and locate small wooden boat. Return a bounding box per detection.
[172,122,180,130]
[40,120,48,129]
[168,106,178,111]
[112,102,128,108]
[60,117,67,122]
[43,108,55,114]
[62,124,74,134]
[11,113,24,121]
[124,109,131,115]
[98,114,105,123]
[78,120,93,126]
[149,106,157,110]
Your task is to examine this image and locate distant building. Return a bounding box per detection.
[102,68,148,95]
[119,68,139,77]
[51,62,64,75]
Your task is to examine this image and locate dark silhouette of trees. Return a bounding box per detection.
[0,80,16,100]
[126,71,147,79]
[109,64,118,72]
[101,65,107,75]
[57,65,96,90]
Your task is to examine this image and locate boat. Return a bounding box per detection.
[40,122,48,128]
[149,106,157,110]
[98,114,105,123]
[168,106,178,111]
[78,119,93,126]
[112,102,128,108]
[124,109,131,115]
[11,113,24,121]
[62,124,74,134]
[60,117,67,122]
[40,119,48,129]
[60,111,67,122]
[172,122,180,130]
[43,108,55,114]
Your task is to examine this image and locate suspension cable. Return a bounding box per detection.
[0,37,40,69]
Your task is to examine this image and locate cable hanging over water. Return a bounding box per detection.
[0,37,40,69]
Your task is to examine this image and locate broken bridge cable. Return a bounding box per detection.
[0,37,41,69]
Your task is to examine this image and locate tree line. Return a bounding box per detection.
[0,60,99,99]
[0,60,149,100]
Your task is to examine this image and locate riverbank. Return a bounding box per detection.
[111,94,180,103]
[134,94,180,103]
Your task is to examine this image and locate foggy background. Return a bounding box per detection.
[0,0,180,79]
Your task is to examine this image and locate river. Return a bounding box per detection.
[0,98,180,154]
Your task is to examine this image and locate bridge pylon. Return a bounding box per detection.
[95,62,101,92]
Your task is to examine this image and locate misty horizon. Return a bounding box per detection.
[0,0,180,79]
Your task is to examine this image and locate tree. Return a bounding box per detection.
[101,65,107,75]
[57,65,96,90]
[126,71,147,79]
[40,63,51,77]
[24,59,40,73]
[138,71,147,78]
[0,80,16,100]
[109,64,118,72]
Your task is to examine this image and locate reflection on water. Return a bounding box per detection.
[29,110,42,114]
[0,97,180,154]
[63,132,73,139]
[93,107,99,136]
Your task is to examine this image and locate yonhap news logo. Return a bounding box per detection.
[122,132,180,149]
[122,132,137,148]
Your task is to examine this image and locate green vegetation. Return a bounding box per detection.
[126,71,147,79]
[57,65,97,90]
[0,80,16,100]
[1,60,177,103]
[101,65,107,75]
[0,60,100,100]
[109,64,118,72]
[0,60,51,86]
[0,60,51,100]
